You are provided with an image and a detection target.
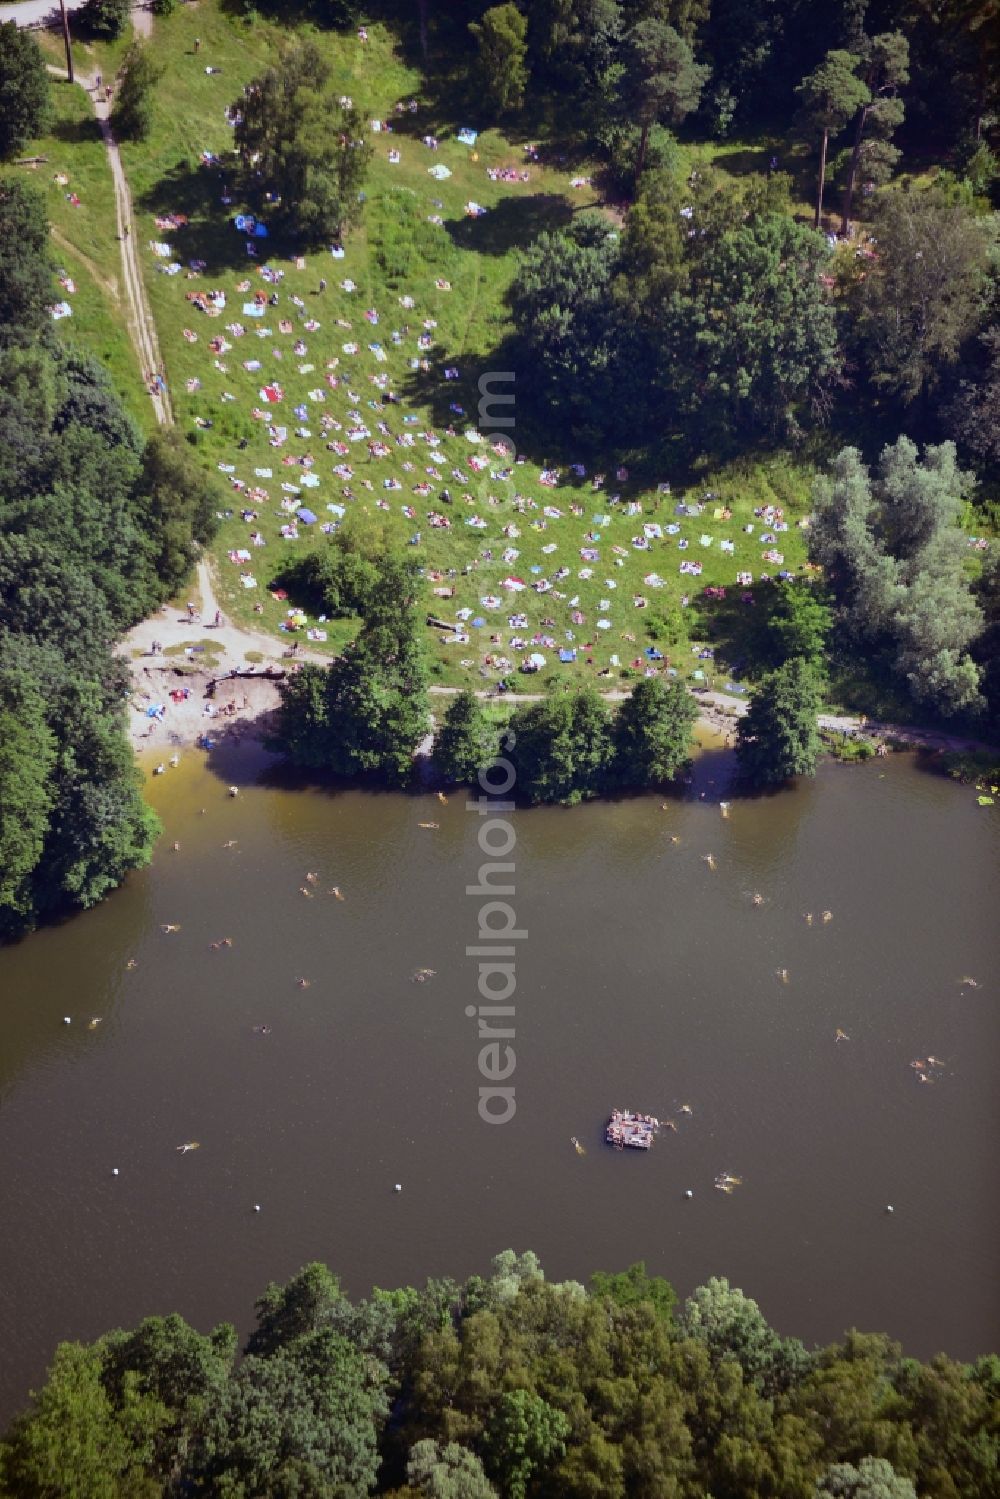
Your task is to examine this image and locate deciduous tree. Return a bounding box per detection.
[78,0,130,39]
[736,658,822,783]
[407,1438,498,1497]
[507,689,612,803]
[0,176,52,348]
[134,430,221,601]
[233,43,371,244]
[111,40,162,142]
[434,691,496,786]
[0,672,54,933]
[611,677,697,785]
[0,23,50,160]
[856,187,992,407]
[483,1390,570,1499]
[469,4,529,116]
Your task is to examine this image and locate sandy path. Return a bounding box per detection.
[123,584,995,756]
[121,559,295,663]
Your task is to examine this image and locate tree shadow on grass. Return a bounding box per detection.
[396,329,599,468]
[710,145,775,177]
[444,192,573,257]
[49,111,103,148]
[136,160,269,273]
[688,589,766,682]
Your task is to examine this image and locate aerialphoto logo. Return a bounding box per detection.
[467,369,519,1124]
[466,743,520,1125]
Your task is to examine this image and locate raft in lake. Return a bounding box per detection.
[606,1109,660,1150]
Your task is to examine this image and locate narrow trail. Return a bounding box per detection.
[50,224,120,301]
[47,1,171,427]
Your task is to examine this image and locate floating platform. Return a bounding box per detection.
[606,1109,660,1150]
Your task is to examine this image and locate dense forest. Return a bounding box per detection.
[0,177,221,939]
[2,1251,998,1497]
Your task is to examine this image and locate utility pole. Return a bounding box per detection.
[58,0,74,83]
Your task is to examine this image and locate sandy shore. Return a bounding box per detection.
[127,664,285,752]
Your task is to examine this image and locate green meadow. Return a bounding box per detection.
[30,1,815,691]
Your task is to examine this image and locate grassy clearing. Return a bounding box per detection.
[18,75,148,426]
[37,0,816,691]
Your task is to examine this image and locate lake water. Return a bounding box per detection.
[1,744,997,1422]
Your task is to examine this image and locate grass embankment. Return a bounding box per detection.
[30,1,816,691]
[19,66,148,428]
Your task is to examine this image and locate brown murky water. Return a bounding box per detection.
[0,744,997,1421]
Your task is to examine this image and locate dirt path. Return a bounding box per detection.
[121,559,297,664]
[47,1,171,427]
[121,583,995,756]
[94,89,171,424]
[50,224,120,301]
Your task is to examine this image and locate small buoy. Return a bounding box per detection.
[112,1168,119,1176]
[393,1183,402,1193]
[684,1189,694,1199]
[63,1016,71,1025]
[886,1204,894,1214]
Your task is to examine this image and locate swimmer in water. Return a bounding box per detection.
[329,886,345,900]
[703,853,716,870]
[777,968,789,984]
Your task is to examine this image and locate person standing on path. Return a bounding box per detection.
[194,36,201,53]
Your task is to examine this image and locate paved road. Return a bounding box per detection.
[0,0,87,27]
